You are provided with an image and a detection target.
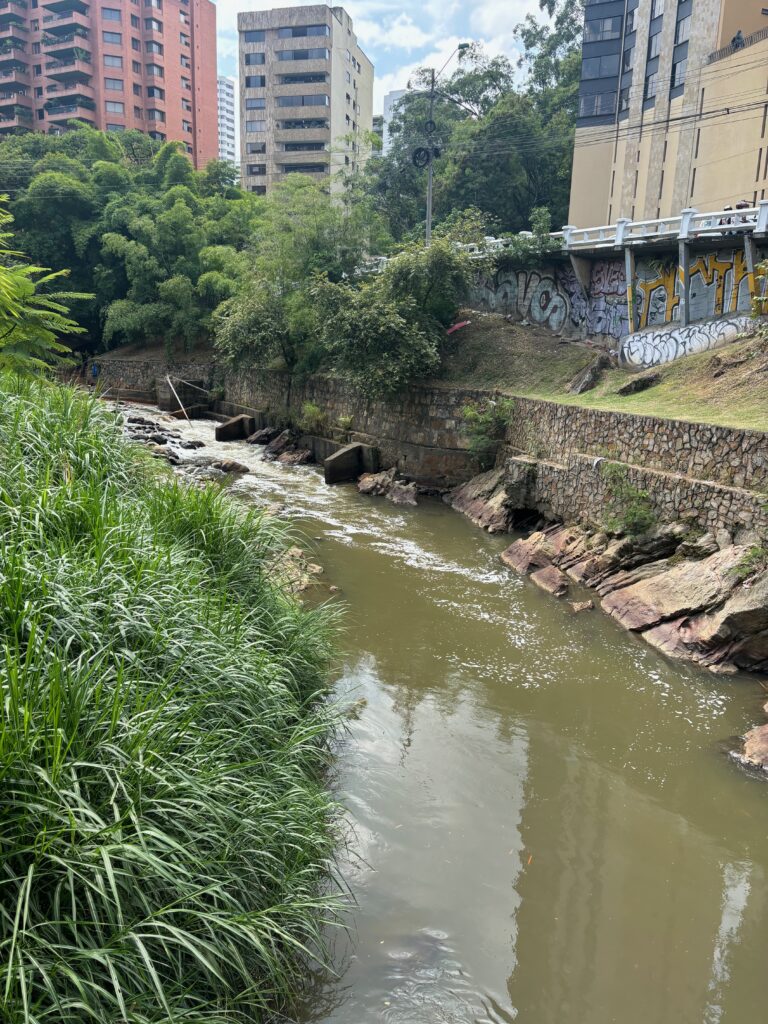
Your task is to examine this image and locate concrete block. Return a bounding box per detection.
[215,414,256,442]
[324,443,365,485]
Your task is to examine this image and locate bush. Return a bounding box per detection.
[461,397,515,467]
[0,376,340,1023]
[601,461,656,536]
[298,399,328,435]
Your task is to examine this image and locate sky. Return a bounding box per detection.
[214,0,547,113]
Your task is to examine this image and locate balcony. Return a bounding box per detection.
[0,101,31,131]
[43,97,94,125]
[0,13,26,32]
[45,77,92,102]
[0,46,27,69]
[41,29,89,59]
[41,0,87,13]
[45,55,90,81]
[0,1,28,15]
[42,8,89,35]
[0,27,26,47]
[0,87,29,111]
[0,63,28,83]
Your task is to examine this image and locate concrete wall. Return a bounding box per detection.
[471,247,758,345]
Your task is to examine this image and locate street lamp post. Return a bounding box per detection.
[423,42,470,246]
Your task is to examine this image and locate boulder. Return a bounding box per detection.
[358,466,397,496]
[570,600,594,613]
[568,354,610,395]
[737,724,768,770]
[277,449,313,465]
[616,372,661,396]
[530,565,569,597]
[215,414,256,442]
[178,439,205,450]
[211,459,249,474]
[447,467,513,533]
[601,546,747,632]
[147,432,168,445]
[263,429,297,461]
[387,481,418,506]
[247,426,281,445]
[501,531,556,574]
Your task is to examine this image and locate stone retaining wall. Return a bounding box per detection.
[93,357,215,394]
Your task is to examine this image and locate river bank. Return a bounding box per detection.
[0,377,340,1024]
[109,399,768,1024]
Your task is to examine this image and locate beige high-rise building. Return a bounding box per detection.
[237,4,373,194]
[569,0,768,228]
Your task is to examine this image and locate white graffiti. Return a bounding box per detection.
[619,315,755,369]
[472,270,570,332]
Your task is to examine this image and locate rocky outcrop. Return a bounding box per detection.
[358,466,397,496]
[446,467,513,533]
[387,481,418,507]
[501,523,768,675]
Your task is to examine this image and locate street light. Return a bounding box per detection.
[424,42,470,246]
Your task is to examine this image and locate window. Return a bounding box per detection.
[133,105,142,117]
[284,141,325,151]
[146,107,165,120]
[131,37,140,50]
[182,119,191,131]
[102,7,121,20]
[246,141,266,153]
[279,117,328,130]
[146,40,163,53]
[106,122,125,131]
[583,16,622,42]
[133,82,141,95]
[245,75,266,88]
[618,87,630,112]
[180,54,190,68]
[181,97,191,111]
[648,31,662,59]
[626,9,635,34]
[644,72,658,100]
[578,91,617,117]
[283,163,327,174]
[279,72,327,84]
[179,32,190,46]
[276,93,329,107]
[131,13,139,27]
[145,17,162,30]
[247,163,266,174]
[245,97,265,109]
[104,77,123,90]
[345,70,350,82]
[245,119,266,131]
[104,54,123,67]
[675,16,690,44]
[105,100,124,113]
[147,85,164,98]
[672,57,687,88]
[582,53,620,79]
[144,0,162,8]
[277,23,329,37]
[250,185,266,194]
[146,62,164,77]
[132,60,141,72]
[245,52,265,66]
[651,0,664,17]
[622,46,634,73]
[102,30,121,43]
[276,47,329,61]
[181,75,190,88]
[243,29,265,42]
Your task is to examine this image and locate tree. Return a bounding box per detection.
[0,200,89,371]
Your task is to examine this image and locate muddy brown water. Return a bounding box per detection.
[136,408,768,1024]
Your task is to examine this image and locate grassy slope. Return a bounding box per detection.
[440,311,768,433]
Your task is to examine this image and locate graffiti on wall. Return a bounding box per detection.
[636,250,751,328]
[619,315,754,369]
[472,249,755,343]
[472,268,573,333]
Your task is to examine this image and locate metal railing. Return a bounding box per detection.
[707,25,768,64]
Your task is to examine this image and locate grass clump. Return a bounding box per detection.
[297,400,328,436]
[461,397,515,469]
[729,545,768,582]
[0,376,341,1023]
[601,461,656,536]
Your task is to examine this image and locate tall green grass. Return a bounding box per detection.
[0,376,341,1023]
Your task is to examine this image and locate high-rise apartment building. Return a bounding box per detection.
[217,73,235,162]
[237,4,373,194]
[570,1,768,227]
[0,0,218,167]
[382,87,404,153]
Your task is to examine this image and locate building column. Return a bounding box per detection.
[743,234,759,304]
[678,240,691,327]
[624,247,638,333]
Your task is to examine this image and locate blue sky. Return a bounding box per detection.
[214,0,547,113]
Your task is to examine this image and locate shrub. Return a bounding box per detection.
[601,461,656,536]
[298,399,328,435]
[337,414,353,431]
[0,376,341,1024]
[461,397,515,467]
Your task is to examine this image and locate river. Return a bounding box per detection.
[143,409,768,1024]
